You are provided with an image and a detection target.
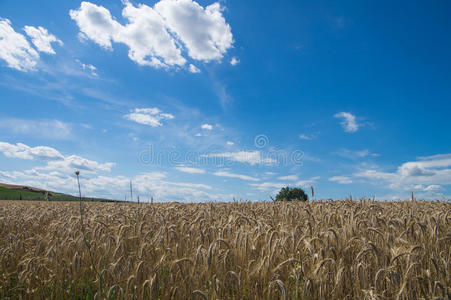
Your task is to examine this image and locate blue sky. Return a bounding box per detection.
[0,0,450,201]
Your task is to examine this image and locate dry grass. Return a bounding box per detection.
[0,200,450,299]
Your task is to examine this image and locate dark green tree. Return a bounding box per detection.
[274,187,308,202]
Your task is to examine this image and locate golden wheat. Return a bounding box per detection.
[0,200,450,299]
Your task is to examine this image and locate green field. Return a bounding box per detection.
[0,186,116,202]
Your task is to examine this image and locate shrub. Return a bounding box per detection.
[274,187,308,202]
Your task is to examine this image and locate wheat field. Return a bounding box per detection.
[0,200,450,299]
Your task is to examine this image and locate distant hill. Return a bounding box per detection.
[0,183,117,202]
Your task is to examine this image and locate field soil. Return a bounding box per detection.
[0,200,450,299]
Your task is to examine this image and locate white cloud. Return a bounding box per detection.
[23,25,63,54]
[299,132,319,140]
[0,142,64,161]
[39,155,114,173]
[299,134,312,140]
[334,148,378,160]
[155,0,233,61]
[69,2,122,50]
[0,169,225,202]
[202,150,275,165]
[175,166,206,174]
[250,182,286,191]
[189,64,200,73]
[424,185,443,192]
[278,175,298,181]
[0,119,72,139]
[195,133,202,137]
[213,171,259,181]
[329,175,353,184]
[354,154,451,191]
[0,18,39,71]
[201,123,213,130]
[124,107,174,127]
[226,141,234,146]
[334,112,359,133]
[230,56,239,66]
[76,59,98,76]
[296,176,320,188]
[70,0,233,69]
[251,176,319,191]
[0,141,114,173]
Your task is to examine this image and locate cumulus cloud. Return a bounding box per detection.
[175,166,206,174]
[334,112,359,133]
[23,25,63,54]
[226,141,234,146]
[124,107,174,127]
[0,142,64,161]
[213,171,259,181]
[0,168,226,202]
[0,19,62,71]
[0,18,39,71]
[70,0,233,69]
[202,151,275,165]
[155,0,233,61]
[354,154,451,191]
[39,155,114,173]
[201,123,213,130]
[329,175,353,184]
[0,141,114,174]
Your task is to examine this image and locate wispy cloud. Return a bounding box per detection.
[175,166,206,174]
[213,171,259,181]
[333,148,379,160]
[299,133,318,140]
[334,112,359,133]
[202,151,275,165]
[124,108,174,127]
[278,175,298,181]
[0,118,72,139]
[251,176,320,191]
[329,175,352,184]
[76,59,98,76]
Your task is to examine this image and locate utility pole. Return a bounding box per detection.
[130,180,133,202]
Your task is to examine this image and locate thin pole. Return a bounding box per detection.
[130,180,133,202]
[75,171,82,214]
